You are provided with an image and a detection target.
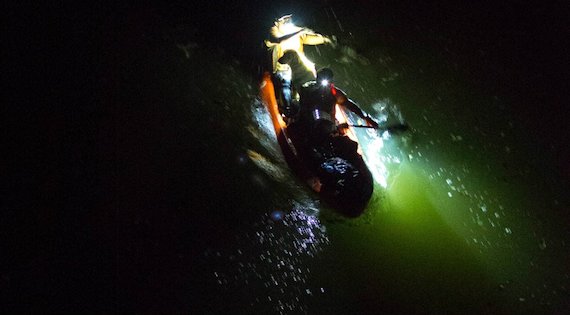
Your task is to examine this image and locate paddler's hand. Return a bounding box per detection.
[328,36,338,49]
[365,116,379,129]
[337,122,349,129]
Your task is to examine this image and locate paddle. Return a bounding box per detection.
[338,122,410,134]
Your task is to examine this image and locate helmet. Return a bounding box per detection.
[271,14,302,38]
[275,14,293,24]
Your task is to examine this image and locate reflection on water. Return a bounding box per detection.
[205,200,329,314]
[203,101,333,313]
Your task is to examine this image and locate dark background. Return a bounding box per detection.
[3,0,568,313]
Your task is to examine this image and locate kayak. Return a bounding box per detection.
[259,72,373,216]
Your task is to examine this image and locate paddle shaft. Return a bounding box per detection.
[340,123,410,133]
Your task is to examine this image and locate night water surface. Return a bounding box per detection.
[5,1,568,314]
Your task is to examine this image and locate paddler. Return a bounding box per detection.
[265,14,335,118]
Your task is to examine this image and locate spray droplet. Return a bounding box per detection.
[270,210,285,221]
[539,238,547,250]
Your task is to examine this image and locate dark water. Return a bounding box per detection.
[4,0,569,314]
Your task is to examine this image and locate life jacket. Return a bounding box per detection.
[298,81,339,144]
[299,81,337,124]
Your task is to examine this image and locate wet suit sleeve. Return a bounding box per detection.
[335,87,379,128]
[300,32,330,45]
[334,88,365,118]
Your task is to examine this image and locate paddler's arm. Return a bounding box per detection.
[301,31,333,46]
[335,88,379,128]
[264,39,279,48]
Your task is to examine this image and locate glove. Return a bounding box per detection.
[337,122,349,129]
[325,35,338,49]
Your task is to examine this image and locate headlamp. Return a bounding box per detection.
[279,22,297,35]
